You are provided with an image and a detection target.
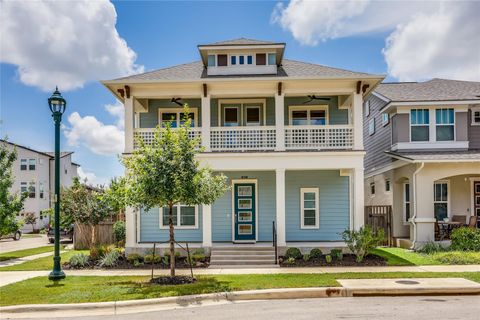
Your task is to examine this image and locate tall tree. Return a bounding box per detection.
[0,141,26,236]
[122,107,228,277]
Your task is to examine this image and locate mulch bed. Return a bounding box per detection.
[280,254,387,267]
[150,276,197,285]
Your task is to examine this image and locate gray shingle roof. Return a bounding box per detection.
[376,78,480,102]
[386,150,480,162]
[110,59,378,82]
[199,38,283,46]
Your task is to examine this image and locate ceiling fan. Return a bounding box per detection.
[171,97,184,106]
[303,95,331,104]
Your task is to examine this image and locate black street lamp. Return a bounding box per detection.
[48,87,66,281]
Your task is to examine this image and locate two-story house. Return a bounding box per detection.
[364,79,480,249]
[1,139,80,231]
[103,38,384,266]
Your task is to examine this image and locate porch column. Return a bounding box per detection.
[412,172,436,245]
[353,166,365,230]
[125,206,136,251]
[275,93,285,151]
[352,93,363,150]
[201,95,211,151]
[202,204,212,248]
[276,168,287,246]
[124,97,134,153]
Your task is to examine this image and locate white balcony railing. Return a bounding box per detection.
[210,126,277,151]
[285,125,354,150]
[133,128,202,149]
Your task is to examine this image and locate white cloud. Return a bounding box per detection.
[273,1,479,81]
[384,3,480,81]
[63,101,124,155]
[77,167,108,186]
[0,0,143,91]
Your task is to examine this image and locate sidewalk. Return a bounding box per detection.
[1,264,480,287]
[0,252,54,268]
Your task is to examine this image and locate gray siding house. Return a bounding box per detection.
[363,79,480,248]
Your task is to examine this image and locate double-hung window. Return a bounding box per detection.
[434,182,448,221]
[410,109,429,141]
[20,159,27,171]
[207,55,216,67]
[370,182,375,196]
[472,107,480,125]
[160,205,198,229]
[29,159,36,170]
[436,109,454,141]
[300,188,319,229]
[39,182,44,199]
[28,181,36,198]
[385,179,391,192]
[20,182,28,194]
[290,107,328,125]
[404,183,410,223]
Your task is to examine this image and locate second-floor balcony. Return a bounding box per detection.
[134,125,354,152]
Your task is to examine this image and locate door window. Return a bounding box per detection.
[434,182,448,220]
[245,107,260,126]
[224,107,239,126]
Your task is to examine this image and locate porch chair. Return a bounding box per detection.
[467,216,477,229]
[452,215,467,225]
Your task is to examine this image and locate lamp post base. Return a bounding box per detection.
[48,270,66,281]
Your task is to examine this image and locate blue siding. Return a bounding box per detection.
[212,171,276,242]
[284,96,348,125]
[139,99,202,128]
[285,170,350,241]
[139,207,203,242]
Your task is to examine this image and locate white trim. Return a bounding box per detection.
[471,107,480,126]
[159,205,199,230]
[288,105,329,125]
[364,160,409,178]
[364,100,370,117]
[223,105,240,127]
[371,91,391,103]
[470,178,480,218]
[369,181,375,198]
[433,180,450,220]
[368,118,375,136]
[158,107,198,128]
[382,100,480,113]
[392,141,469,151]
[300,187,320,229]
[384,179,391,193]
[245,105,262,126]
[403,182,411,225]
[434,108,456,142]
[382,113,390,126]
[275,169,286,246]
[231,179,258,243]
[409,108,430,142]
[218,99,267,127]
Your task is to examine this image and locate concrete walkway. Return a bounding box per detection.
[1,264,479,287]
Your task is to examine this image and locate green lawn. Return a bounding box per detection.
[1,272,480,306]
[0,246,53,262]
[372,247,480,266]
[0,250,86,271]
[21,234,43,238]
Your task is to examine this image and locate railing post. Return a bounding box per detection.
[201,95,211,151]
[275,93,285,151]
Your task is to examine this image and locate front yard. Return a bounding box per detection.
[0,246,53,262]
[372,247,480,266]
[2,272,480,306]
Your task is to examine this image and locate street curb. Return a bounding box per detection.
[1,286,479,317]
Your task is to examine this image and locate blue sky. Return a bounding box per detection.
[1,1,478,185]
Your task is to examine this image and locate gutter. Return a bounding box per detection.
[410,162,425,250]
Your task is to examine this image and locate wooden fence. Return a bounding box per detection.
[73,221,115,250]
[365,205,393,247]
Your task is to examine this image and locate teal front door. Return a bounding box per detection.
[234,183,256,242]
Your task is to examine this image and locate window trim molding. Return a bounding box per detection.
[471,106,480,126]
[434,180,450,220]
[385,179,391,193]
[370,181,376,198]
[382,113,390,126]
[409,108,430,142]
[288,105,330,126]
[403,182,410,225]
[158,107,198,128]
[368,118,375,136]
[218,99,267,127]
[159,204,199,230]
[300,187,320,229]
[435,108,455,142]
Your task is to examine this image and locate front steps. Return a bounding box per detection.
[209,245,278,268]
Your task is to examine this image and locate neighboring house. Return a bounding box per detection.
[1,140,80,231]
[364,79,480,248]
[103,38,384,261]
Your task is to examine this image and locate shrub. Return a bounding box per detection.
[285,257,295,265]
[325,255,332,263]
[164,251,181,258]
[89,246,106,260]
[451,227,480,251]
[69,253,90,268]
[302,254,310,262]
[309,248,323,259]
[98,249,121,267]
[432,251,480,264]
[341,226,385,263]
[284,247,302,260]
[330,249,343,261]
[113,221,126,244]
[144,254,161,264]
[127,253,143,264]
[188,253,206,265]
[417,241,447,254]
[133,260,143,267]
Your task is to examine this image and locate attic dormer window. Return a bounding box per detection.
[231,56,237,65]
[256,53,266,65]
[268,53,276,65]
[217,54,227,66]
[208,55,215,67]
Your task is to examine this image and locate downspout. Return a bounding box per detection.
[410,162,425,250]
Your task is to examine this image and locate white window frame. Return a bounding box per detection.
[385,179,391,193]
[39,181,44,199]
[434,180,450,220]
[370,182,375,197]
[289,105,329,125]
[28,158,36,170]
[364,101,370,117]
[382,113,390,126]
[20,182,28,194]
[471,106,480,126]
[435,108,455,141]
[245,106,261,126]
[368,118,375,136]
[403,182,410,225]
[219,99,266,127]
[28,181,36,198]
[20,159,27,171]
[158,108,198,128]
[409,108,430,142]
[300,188,320,229]
[159,204,199,229]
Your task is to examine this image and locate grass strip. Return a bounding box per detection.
[0,250,85,270]
[0,246,53,262]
